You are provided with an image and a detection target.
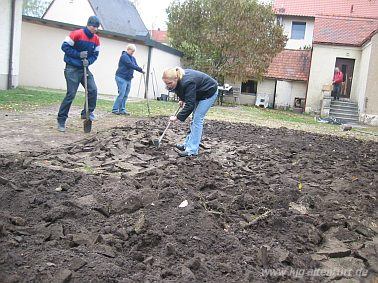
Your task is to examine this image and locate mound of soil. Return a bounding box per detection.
[0,120,377,282]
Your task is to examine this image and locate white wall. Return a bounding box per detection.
[275,80,307,108]
[281,16,314,49]
[43,0,100,29]
[305,45,361,113]
[149,47,182,98]
[357,41,371,117]
[0,0,23,89]
[362,33,378,125]
[19,21,181,98]
[257,79,276,105]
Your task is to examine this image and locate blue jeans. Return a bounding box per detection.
[112,76,131,113]
[57,64,97,124]
[333,83,341,99]
[181,91,218,155]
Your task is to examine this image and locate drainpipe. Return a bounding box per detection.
[272,79,277,109]
[8,0,16,89]
[144,45,152,99]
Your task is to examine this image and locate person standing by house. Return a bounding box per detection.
[162,67,218,157]
[112,44,144,115]
[332,67,343,100]
[57,16,101,132]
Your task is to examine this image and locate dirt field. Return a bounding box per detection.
[0,107,377,282]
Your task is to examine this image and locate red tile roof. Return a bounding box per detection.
[313,16,378,46]
[150,29,168,43]
[273,0,378,18]
[265,50,311,81]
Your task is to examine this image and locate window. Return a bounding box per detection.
[291,22,306,39]
[241,80,257,94]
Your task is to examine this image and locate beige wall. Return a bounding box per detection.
[357,41,371,118]
[281,16,314,49]
[305,45,361,113]
[363,33,378,125]
[0,0,23,89]
[19,21,181,98]
[275,80,307,108]
[257,79,275,105]
[43,0,99,29]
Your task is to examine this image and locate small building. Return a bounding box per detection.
[18,0,182,99]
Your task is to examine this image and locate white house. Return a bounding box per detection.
[273,0,378,125]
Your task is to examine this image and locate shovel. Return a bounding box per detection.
[83,63,92,133]
[153,106,181,148]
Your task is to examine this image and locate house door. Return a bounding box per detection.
[335,58,355,98]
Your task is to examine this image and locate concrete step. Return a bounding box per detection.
[329,110,359,118]
[329,111,359,119]
[331,103,358,110]
[329,115,359,124]
[329,107,358,115]
[331,101,358,108]
[331,100,357,105]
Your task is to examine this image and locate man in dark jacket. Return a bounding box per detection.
[112,44,144,115]
[57,16,101,132]
[162,67,218,157]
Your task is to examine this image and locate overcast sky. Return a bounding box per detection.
[135,0,274,30]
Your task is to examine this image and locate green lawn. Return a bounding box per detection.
[0,87,377,140]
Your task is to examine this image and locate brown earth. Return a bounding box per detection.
[0,107,377,282]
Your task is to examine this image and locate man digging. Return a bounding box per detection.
[57,16,101,132]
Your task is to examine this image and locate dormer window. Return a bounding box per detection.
[291,21,306,39]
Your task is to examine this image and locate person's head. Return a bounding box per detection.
[87,16,100,33]
[334,67,340,73]
[162,67,185,91]
[126,44,136,55]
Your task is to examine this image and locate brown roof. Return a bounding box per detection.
[314,16,378,46]
[265,50,311,81]
[150,29,168,43]
[273,0,378,18]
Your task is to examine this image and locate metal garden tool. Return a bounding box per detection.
[142,72,151,116]
[83,62,92,133]
[153,106,181,148]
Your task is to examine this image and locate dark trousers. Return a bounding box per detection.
[333,83,341,99]
[57,64,97,123]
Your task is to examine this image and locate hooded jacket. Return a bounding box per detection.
[115,51,143,80]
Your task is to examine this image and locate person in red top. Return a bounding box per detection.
[57,16,101,132]
[332,67,343,100]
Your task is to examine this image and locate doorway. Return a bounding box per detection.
[335,58,355,98]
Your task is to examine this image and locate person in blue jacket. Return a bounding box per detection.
[112,44,144,115]
[162,67,218,157]
[57,16,101,132]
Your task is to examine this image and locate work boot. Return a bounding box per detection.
[57,122,65,132]
[175,144,185,151]
[119,111,131,116]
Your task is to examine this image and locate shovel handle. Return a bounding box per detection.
[83,63,89,119]
[157,106,181,145]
